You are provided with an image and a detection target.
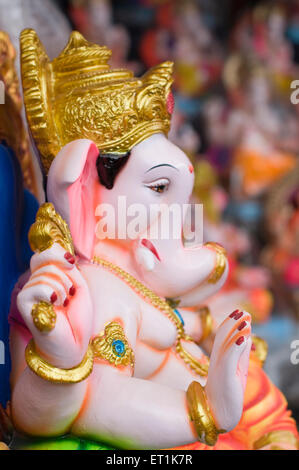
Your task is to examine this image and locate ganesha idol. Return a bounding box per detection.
[3,29,298,451]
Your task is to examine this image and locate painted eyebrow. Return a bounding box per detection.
[145,164,179,173]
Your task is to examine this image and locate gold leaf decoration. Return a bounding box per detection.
[28,202,74,255]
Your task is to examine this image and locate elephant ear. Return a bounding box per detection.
[47,139,99,259]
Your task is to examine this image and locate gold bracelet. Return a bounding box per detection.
[186,381,224,446]
[204,242,227,284]
[25,339,94,384]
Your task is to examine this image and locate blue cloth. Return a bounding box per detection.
[0,144,38,406]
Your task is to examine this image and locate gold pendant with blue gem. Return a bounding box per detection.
[92,322,134,369]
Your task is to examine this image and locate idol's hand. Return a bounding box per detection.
[17,243,93,368]
[205,310,252,432]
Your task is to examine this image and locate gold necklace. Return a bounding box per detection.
[92,256,209,377]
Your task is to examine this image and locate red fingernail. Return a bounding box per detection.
[251,343,256,351]
[229,309,239,318]
[238,320,246,331]
[69,285,76,296]
[64,252,75,264]
[50,292,57,304]
[236,336,245,346]
[234,311,243,320]
[63,298,69,307]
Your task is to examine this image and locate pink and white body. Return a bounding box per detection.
[11,135,251,449]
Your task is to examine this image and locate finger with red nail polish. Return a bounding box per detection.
[234,311,243,320]
[69,285,76,296]
[229,309,239,318]
[238,320,247,331]
[50,292,57,304]
[64,252,75,264]
[236,336,245,346]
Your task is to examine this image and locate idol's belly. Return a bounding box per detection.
[133,341,171,379]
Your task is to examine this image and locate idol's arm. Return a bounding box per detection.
[10,243,94,435]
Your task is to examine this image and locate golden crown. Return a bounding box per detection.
[20,29,174,174]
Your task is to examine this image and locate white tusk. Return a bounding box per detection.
[135,246,155,272]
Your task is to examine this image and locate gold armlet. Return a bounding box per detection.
[204,242,227,284]
[198,306,213,343]
[25,340,94,384]
[186,381,225,446]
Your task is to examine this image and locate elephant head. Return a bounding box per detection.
[47,134,228,307]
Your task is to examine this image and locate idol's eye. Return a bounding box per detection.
[145,178,170,193]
